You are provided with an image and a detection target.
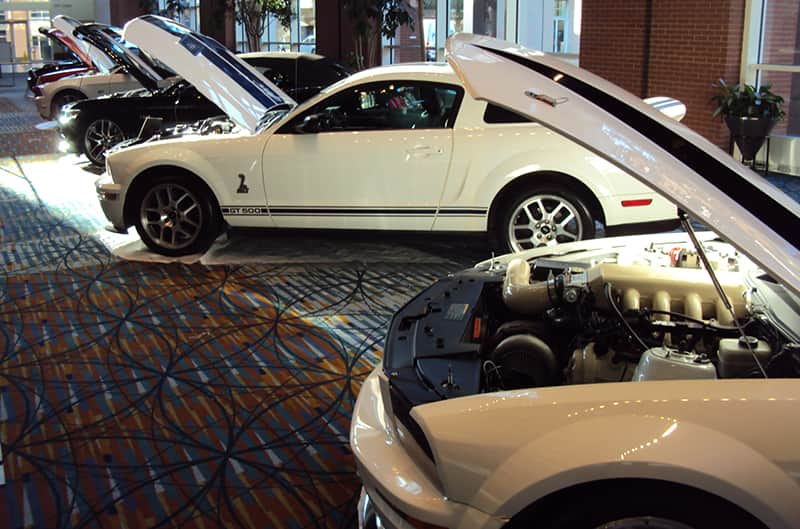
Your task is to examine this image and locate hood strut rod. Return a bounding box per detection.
[678,209,767,378]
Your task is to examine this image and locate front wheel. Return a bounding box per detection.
[50,92,84,119]
[83,119,126,165]
[133,175,221,256]
[495,186,596,253]
[509,481,767,529]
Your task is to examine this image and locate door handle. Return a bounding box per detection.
[405,145,443,158]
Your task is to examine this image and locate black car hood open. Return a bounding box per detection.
[74,23,164,92]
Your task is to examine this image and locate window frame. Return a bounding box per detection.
[278,79,465,134]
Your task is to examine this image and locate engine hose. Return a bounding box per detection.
[605,282,649,352]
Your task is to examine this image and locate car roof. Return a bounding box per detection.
[342,62,458,85]
[237,51,324,60]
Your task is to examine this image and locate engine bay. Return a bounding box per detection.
[383,238,800,407]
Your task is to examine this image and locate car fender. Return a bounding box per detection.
[411,380,800,529]
[486,417,797,529]
[108,133,267,223]
[40,79,87,116]
[445,126,665,228]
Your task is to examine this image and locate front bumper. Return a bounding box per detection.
[58,118,82,154]
[351,367,506,529]
[95,173,127,233]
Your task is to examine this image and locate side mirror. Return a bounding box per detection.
[296,113,325,133]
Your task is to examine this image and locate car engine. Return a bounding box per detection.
[383,238,800,407]
[482,241,796,391]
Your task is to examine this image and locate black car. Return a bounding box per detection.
[59,51,350,165]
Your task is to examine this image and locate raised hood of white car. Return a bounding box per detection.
[52,15,118,72]
[446,33,800,297]
[123,15,295,134]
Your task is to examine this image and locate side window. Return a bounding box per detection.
[483,103,532,124]
[297,57,349,89]
[282,81,464,133]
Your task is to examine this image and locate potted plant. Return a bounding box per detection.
[711,79,785,163]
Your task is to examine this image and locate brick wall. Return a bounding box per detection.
[579,1,649,96]
[580,0,745,151]
[109,0,147,27]
[395,19,425,63]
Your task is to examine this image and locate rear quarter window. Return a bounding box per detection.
[483,103,532,124]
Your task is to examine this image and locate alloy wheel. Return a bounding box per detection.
[508,193,584,251]
[84,120,125,164]
[139,182,204,252]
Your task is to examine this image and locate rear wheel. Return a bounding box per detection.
[133,174,221,256]
[83,119,126,165]
[495,185,596,253]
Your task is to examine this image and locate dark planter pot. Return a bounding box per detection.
[724,115,779,162]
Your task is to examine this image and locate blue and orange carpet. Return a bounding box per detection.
[0,153,485,529]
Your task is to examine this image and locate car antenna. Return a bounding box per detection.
[677,209,767,378]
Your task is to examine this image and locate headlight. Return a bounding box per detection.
[58,108,78,125]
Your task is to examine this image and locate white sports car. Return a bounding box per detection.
[97,15,680,257]
[350,35,800,529]
[35,16,166,120]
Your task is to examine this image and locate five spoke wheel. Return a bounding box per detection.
[84,119,125,166]
[134,175,222,256]
[139,182,204,252]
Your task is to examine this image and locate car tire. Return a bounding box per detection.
[50,92,85,119]
[494,185,596,253]
[509,481,767,529]
[133,174,221,257]
[83,119,127,166]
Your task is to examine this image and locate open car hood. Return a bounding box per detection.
[446,34,800,297]
[123,15,295,134]
[39,27,91,67]
[51,15,117,73]
[73,23,163,92]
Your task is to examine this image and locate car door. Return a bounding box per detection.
[96,69,142,97]
[262,80,463,230]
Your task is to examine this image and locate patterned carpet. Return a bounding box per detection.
[0,88,57,158]
[0,155,487,529]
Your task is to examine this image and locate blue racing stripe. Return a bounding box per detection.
[140,15,287,108]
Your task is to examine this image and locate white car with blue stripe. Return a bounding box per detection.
[97,15,681,257]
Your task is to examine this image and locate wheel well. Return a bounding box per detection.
[123,166,223,227]
[502,478,768,529]
[53,88,86,100]
[51,89,86,108]
[487,171,606,233]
